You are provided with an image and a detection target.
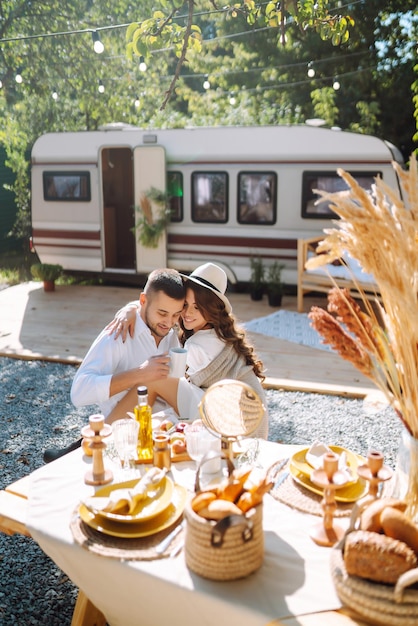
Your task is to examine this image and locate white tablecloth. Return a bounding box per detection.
[26,441,343,626]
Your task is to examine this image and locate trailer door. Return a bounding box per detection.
[133,145,167,273]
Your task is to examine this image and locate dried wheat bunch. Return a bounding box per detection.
[307,154,418,437]
[139,194,154,225]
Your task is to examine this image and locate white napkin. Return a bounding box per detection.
[305,441,353,483]
[83,467,167,516]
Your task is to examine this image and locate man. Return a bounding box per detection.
[43,268,185,462]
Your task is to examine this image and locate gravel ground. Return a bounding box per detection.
[0,356,403,625]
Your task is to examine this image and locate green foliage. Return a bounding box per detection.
[250,256,265,286]
[310,87,338,127]
[0,0,416,260]
[0,267,22,286]
[133,187,172,248]
[266,261,285,295]
[125,0,355,107]
[30,263,63,282]
[413,70,418,152]
[350,101,380,136]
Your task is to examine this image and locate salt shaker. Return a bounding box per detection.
[153,432,171,470]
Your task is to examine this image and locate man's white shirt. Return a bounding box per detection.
[71,311,180,416]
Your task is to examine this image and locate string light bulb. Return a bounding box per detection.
[98,79,105,93]
[203,76,210,90]
[15,68,23,83]
[229,94,236,105]
[139,56,147,72]
[92,31,104,54]
[134,96,140,108]
[307,62,315,78]
[0,79,3,89]
[52,88,58,100]
[332,77,341,90]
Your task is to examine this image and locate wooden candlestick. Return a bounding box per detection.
[81,414,113,486]
[309,452,349,547]
[356,450,393,498]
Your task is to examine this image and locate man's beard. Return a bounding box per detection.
[144,310,169,339]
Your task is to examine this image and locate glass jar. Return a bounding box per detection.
[153,432,171,470]
[393,426,418,522]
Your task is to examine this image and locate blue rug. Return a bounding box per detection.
[243,310,331,352]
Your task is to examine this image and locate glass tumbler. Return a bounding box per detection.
[112,418,139,470]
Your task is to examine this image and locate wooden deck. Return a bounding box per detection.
[0,282,375,397]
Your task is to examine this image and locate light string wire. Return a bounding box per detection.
[0,0,370,94]
[0,0,364,45]
[125,64,375,96]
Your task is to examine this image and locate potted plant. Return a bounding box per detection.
[30,263,63,292]
[249,256,265,301]
[266,261,285,307]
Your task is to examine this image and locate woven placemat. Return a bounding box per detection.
[70,509,185,560]
[268,461,354,517]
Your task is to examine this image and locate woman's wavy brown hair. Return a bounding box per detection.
[179,282,265,380]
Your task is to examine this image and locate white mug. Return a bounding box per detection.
[169,347,188,378]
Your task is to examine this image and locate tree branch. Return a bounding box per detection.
[160,0,195,110]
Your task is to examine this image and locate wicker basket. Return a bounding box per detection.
[185,500,264,581]
[331,543,418,626]
[331,498,418,625]
[184,452,264,581]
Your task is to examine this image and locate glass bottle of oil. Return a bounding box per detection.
[134,386,153,461]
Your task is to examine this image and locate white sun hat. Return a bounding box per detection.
[181,263,232,313]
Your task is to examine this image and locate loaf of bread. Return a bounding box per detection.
[360,497,407,533]
[344,530,417,584]
[381,506,418,554]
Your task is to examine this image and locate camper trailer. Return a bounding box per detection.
[30,124,404,286]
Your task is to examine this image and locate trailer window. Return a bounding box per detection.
[238,172,276,225]
[43,171,91,201]
[302,171,380,218]
[191,172,228,223]
[167,171,183,222]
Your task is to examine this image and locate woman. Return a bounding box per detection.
[108,263,269,439]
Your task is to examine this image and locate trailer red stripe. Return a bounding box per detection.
[32,229,100,240]
[167,234,297,249]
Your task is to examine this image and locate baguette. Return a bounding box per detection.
[236,490,263,513]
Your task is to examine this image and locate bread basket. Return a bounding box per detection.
[184,452,264,581]
[331,498,418,625]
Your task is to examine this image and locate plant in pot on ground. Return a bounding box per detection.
[30,263,63,292]
[266,261,285,307]
[249,256,265,301]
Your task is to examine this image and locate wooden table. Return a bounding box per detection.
[0,451,371,626]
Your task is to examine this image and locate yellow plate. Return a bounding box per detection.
[85,475,174,524]
[290,446,362,483]
[79,484,187,538]
[289,464,368,503]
